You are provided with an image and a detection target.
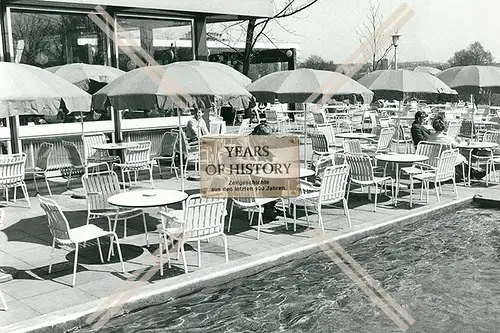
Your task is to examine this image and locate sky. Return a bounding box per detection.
[263,0,500,64]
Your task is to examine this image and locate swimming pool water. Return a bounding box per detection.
[77,205,500,333]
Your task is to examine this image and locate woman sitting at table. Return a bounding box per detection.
[428,116,487,180]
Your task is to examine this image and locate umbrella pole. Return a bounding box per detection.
[70,109,87,199]
[303,103,308,168]
[178,110,185,192]
[396,100,402,153]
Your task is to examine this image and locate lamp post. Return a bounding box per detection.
[392,34,401,70]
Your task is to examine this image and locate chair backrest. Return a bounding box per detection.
[124,141,151,166]
[82,133,108,161]
[459,120,475,138]
[378,117,390,127]
[435,149,459,182]
[316,124,336,146]
[345,153,374,183]
[182,194,228,239]
[238,119,251,135]
[36,142,53,171]
[314,153,346,183]
[62,140,84,167]
[158,132,178,158]
[309,131,329,154]
[319,164,350,204]
[38,195,72,245]
[342,139,362,154]
[415,141,444,169]
[482,131,500,144]
[264,109,278,122]
[210,122,222,134]
[0,153,27,187]
[445,120,461,139]
[376,127,396,152]
[82,171,122,211]
[313,112,327,125]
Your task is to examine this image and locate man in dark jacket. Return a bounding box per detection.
[411,110,431,147]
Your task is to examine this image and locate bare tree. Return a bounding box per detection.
[357,0,394,71]
[207,0,319,76]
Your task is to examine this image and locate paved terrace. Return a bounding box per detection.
[0,165,499,332]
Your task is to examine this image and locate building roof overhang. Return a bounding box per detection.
[3,0,276,21]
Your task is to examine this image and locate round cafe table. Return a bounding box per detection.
[375,153,429,205]
[108,189,188,245]
[93,142,135,151]
[336,132,376,140]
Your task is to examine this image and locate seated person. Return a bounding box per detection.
[186,108,209,142]
[411,110,431,147]
[428,116,487,180]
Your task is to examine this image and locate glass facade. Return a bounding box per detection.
[10,10,108,67]
[115,16,193,71]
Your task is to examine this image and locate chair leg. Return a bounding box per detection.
[0,289,6,311]
[21,183,30,208]
[142,213,149,246]
[373,184,378,212]
[48,237,56,274]
[227,201,234,232]
[435,181,440,203]
[96,237,104,263]
[197,240,202,267]
[111,233,126,273]
[343,199,352,227]
[221,234,229,263]
[123,219,127,239]
[44,173,53,197]
[72,242,79,287]
[410,175,414,208]
[293,202,297,232]
[452,177,459,198]
[67,168,73,190]
[33,173,40,195]
[180,242,188,274]
[149,166,155,189]
[280,199,288,230]
[159,233,164,276]
[317,204,324,234]
[256,211,262,240]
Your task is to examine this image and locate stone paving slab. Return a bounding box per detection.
[0,166,498,330]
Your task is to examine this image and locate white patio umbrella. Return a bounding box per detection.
[92,61,253,190]
[1,62,92,118]
[247,69,375,166]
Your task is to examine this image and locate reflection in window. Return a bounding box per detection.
[10,11,108,68]
[116,17,193,71]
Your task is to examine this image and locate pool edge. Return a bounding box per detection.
[1,196,476,333]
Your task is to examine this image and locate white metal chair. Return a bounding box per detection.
[289,164,351,233]
[25,142,54,197]
[173,129,199,174]
[316,123,341,149]
[0,153,31,208]
[227,175,288,240]
[81,171,149,246]
[361,127,396,155]
[62,140,109,190]
[345,153,394,212]
[342,139,363,155]
[113,141,154,189]
[82,133,120,165]
[411,149,459,205]
[444,120,461,139]
[158,194,228,275]
[308,131,336,167]
[0,209,7,310]
[151,131,178,179]
[480,131,500,186]
[38,195,125,287]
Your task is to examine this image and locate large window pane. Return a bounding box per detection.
[10,10,108,68]
[116,17,193,71]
